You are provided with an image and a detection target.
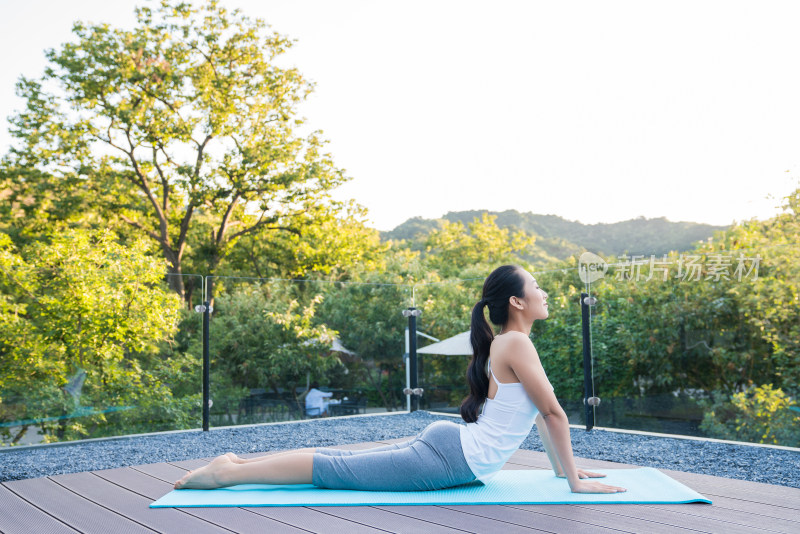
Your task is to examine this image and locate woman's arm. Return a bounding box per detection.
[536,412,606,480]
[535,413,564,476]
[538,400,584,489]
[506,335,625,494]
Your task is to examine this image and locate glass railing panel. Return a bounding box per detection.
[528,267,588,426]
[586,244,799,446]
[208,276,411,427]
[6,243,790,445]
[0,267,201,446]
[412,269,584,418]
[413,277,483,414]
[315,279,412,416]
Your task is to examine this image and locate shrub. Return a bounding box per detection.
[700,384,800,447]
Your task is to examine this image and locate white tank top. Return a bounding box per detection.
[459,358,553,483]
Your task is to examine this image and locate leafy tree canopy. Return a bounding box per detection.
[0,228,182,444]
[423,213,536,278]
[1,0,348,300]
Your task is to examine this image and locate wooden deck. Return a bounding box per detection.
[2,437,799,534]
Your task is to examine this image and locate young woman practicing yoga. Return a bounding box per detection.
[175,265,626,494]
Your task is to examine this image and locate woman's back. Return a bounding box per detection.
[459,334,552,483]
[486,333,525,391]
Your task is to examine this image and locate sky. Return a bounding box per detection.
[1,0,799,231]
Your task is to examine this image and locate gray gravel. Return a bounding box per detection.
[1,411,798,488]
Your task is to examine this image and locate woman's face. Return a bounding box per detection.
[516,269,549,321]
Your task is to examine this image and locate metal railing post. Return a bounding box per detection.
[581,292,599,430]
[202,299,210,431]
[402,307,422,411]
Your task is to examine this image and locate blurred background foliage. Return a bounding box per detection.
[0,0,797,447]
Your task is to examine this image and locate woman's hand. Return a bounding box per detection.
[569,480,627,494]
[556,468,606,479]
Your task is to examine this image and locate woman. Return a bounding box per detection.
[174,265,626,494]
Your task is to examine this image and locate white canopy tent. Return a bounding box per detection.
[331,337,356,355]
[416,331,472,356]
[301,335,355,355]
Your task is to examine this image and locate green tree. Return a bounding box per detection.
[222,201,385,279]
[698,186,800,393]
[206,284,342,419]
[0,229,185,444]
[1,0,347,301]
[423,213,537,278]
[311,248,431,411]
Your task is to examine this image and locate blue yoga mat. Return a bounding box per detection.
[150,467,711,507]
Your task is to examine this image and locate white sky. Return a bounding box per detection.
[2,0,799,231]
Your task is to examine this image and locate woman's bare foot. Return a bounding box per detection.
[174,454,234,489]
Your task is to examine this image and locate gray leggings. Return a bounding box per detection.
[311,420,478,491]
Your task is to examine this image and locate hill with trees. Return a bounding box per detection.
[383,210,729,262]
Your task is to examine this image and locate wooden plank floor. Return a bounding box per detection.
[2,437,799,534]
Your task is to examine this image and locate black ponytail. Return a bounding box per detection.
[460,265,526,423]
